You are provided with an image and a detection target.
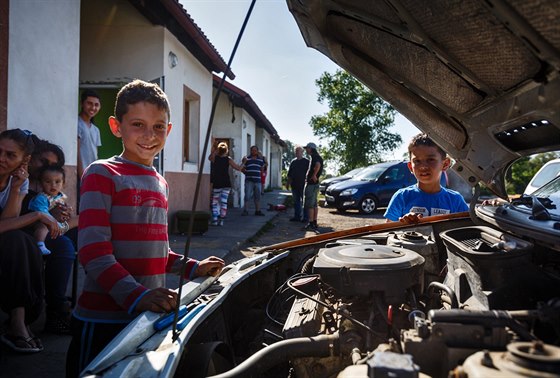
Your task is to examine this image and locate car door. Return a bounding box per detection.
[375,163,411,205]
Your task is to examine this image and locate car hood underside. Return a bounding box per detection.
[287,0,560,198]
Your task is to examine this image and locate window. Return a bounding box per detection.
[183,86,200,163]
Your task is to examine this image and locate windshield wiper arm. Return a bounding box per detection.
[511,195,556,210]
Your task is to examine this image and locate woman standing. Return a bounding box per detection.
[208,142,243,226]
[0,129,60,353]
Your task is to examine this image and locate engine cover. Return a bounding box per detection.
[313,244,425,303]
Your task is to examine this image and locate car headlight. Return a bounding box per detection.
[340,188,358,196]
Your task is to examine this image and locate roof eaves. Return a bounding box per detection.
[213,75,284,146]
[129,0,234,79]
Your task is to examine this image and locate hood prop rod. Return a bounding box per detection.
[172,0,257,342]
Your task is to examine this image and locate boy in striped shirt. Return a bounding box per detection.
[66,80,224,376]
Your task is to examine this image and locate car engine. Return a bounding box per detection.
[255,226,560,378]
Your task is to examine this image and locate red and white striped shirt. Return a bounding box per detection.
[74,156,197,323]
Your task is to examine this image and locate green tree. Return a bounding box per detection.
[310,70,402,173]
[506,152,560,194]
[282,140,295,171]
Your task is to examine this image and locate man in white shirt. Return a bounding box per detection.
[77,89,102,179]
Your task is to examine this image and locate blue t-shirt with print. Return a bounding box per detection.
[383,184,468,221]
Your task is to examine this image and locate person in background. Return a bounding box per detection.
[66,80,224,376]
[303,142,323,231]
[77,89,102,179]
[384,133,468,224]
[0,129,61,353]
[241,145,266,216]
[208,142,243,226]
[260,152,268,195]
[24,138,78,335]
[286,145,309,222]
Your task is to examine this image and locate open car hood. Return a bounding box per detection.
[287,0,560,198]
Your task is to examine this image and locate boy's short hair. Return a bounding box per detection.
[81,89,100,103]
[408,133,446,159]
[38,164,66,183]
[114,79,171,122]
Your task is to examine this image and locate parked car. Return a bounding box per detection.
[325,161,416,213]
[319,166,365,195]
[524,158,560,195]
[86,2,560,378]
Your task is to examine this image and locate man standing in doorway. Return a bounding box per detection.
[303,142,323,231]
[242,145,266,216]
[286,146,309,222]
[77,89,102,179]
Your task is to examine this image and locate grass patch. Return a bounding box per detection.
[248,220,275,243]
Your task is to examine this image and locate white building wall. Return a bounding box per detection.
[8,0,80,161]
[80,0,163,82]
[163,29,213,174]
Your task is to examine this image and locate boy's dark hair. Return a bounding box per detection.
[38,164,66,183]
[32,139,65,167]
[0,129,35,155]
[81,89,100,104]
[408,133,446,159]
[114,80,170,122]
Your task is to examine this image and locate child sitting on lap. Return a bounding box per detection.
[28,165,70,255]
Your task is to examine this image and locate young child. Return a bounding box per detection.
[208,142,243,226]
[384,133,468,224]
[66,80,224,376]
[28,165,69,255]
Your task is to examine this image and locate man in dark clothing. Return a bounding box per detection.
[286,146,309,222]
[303,142,323,230]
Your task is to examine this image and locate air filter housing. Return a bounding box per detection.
[313,244,425,303]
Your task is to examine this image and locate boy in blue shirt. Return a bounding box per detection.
[384,133,468,224]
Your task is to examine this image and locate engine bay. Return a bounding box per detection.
[179,216,560,378]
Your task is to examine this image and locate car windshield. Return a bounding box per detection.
[513,176,560,217]
[354,165,388,181]
[532,161,560,187]
[343,167,364,177]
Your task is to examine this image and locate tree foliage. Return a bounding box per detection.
[310,70,402,173]
[506,152,560,194]
[282,140,295,171]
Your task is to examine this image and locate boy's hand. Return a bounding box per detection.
[399,212,423,224]
[136,288,178,313]
[195,256,225,277]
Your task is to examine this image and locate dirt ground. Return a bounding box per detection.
[236,203,387,258]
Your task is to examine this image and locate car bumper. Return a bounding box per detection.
[325,194,358,209]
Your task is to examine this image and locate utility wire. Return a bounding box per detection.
[172,0,257,341]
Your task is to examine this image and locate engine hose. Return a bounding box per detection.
[208,333,339,378]
[427,282,459,309]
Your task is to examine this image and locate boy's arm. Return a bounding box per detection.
[78,164,149,312]
[167,251,224,279]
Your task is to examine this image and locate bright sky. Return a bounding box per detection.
[182,0,419,163]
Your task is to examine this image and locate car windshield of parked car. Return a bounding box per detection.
[531,161,560,188]
[344,167,365,178]
[354,165,388,181]
[512,176,560,218]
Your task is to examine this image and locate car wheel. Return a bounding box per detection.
[359,195,377,214]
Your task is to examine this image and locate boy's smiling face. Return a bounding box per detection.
[109,101,172,166]
[408,144,450,193]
